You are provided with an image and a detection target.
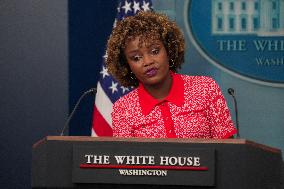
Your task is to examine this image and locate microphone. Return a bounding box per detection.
[227,88,240,138]
[60,88,97,136]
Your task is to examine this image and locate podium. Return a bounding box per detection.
[32,136,282,189]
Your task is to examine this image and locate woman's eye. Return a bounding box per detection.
[151,48,160,55]
[130,55,142,62]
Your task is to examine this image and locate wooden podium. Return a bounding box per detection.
[32,136,282,189]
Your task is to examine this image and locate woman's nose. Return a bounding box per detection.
[143,54,154,67]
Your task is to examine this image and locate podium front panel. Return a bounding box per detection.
[32,137,282,189]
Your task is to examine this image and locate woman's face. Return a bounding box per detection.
[124,37,170,88]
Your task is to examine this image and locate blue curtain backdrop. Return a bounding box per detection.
[68,0,117,135]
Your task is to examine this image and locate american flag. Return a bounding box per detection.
[91,0,153,136]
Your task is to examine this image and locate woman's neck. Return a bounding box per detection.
[143,73,173,101]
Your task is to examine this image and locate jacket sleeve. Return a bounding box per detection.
[206,78,237,139]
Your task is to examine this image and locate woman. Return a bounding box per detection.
[105,11,236,138]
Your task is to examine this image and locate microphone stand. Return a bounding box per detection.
[60,88,97,136]
[228,88,240,138]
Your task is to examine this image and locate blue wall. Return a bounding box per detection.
[0,0,68,188]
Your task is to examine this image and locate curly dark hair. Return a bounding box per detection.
[105,11,185,87]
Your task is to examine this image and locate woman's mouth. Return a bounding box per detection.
[145,68,158,77]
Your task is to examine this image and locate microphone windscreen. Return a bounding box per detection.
[227,88,235,95]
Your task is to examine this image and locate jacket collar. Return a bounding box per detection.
[138,72,184,115]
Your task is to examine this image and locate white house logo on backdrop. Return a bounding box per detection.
[184,0,284,87]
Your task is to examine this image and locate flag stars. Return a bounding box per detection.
[142,1,150,11]
[133,1,141,13]
[109,81,119,94]
[117,2,121,13]
[121,86,130,94]
[100,66,109,79]
[122,0,132,14]
[103,52,108,61]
